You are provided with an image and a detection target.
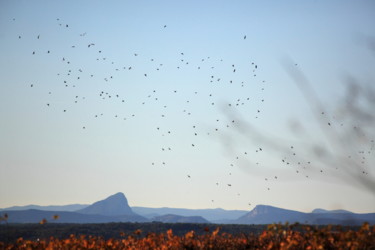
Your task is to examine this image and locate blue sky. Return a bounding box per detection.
[0,0,374,213]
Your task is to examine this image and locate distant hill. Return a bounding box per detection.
[0,209,148,223]
[77,192,135,216]
[0,204,88,212]
[132,207,248,222]
[235,205,375,225]
[151,214,210,223]
[311,208,353,214]
[236,205,308,224]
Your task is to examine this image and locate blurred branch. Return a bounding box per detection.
[283,58,375,194]
[220,51,375,195]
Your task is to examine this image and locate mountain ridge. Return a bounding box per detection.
[235,205,375,225]
[132,206,248,222]
[1,193,374,225]
[77,192,134,216]
[0,204,89,212]
[1,209,148,223]
[151,214,210,223]
[312,208,353,214]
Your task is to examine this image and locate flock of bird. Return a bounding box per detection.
[11,15,374,207]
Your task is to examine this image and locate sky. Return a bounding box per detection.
[0,0,374,213]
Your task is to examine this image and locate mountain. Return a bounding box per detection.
[151,214,210,223]
[309,212,375,225]
[77,192,134,216]
[312,208,353,214]
[236,205,308,224]
[132,207,248,222]
[235,205,375,225]
[0,209,148,223]
[0,204,88,212]
[1,193,148,223]
[2,194,374,225]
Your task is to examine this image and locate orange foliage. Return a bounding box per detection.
[0,223,374,249]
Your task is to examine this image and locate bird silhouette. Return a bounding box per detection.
[15,18,276,207]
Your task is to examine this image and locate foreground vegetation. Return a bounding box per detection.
[0,222,266,242]
[0,223,373,249]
